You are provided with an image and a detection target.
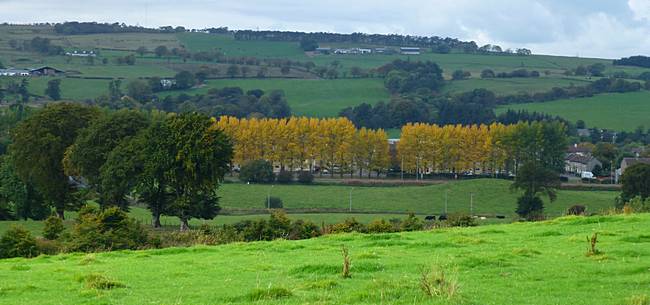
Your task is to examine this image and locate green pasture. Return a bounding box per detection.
[497,91,650,131]
[1,213,648,304]
[161,78,391,117]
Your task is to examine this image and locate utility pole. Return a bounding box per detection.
[470,192,474,216]
[401,155,404,181]
[349,188,353,212]
[445,189,448,214]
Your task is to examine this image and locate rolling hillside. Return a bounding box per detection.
[1,213,648,305]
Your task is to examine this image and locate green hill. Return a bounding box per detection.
[497,91,650,131]
[1,213,648,304]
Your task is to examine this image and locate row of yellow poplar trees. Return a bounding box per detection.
[214,116,525,177]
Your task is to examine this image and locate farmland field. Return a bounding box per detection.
[497,91,650,131]
[0,179,617,236]
[1,213,648,305]
[160,78,391,117]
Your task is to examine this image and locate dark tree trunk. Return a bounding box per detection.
[180,218,190,231]
[152,213,161,228]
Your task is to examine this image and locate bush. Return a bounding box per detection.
[330,218,367,233]
[288,219,321,240]
[297,171,314,184]
[239,160,275,183]
[401,213,424,231]
[627,196,650,213]
[265,196,283,209]
[367,219,396,233]
[67,206,153,252]
[276,171,293,184]
[445,213,477,227]
[567,205,586,216]
[43,215,65,240]
[0,226,40,258]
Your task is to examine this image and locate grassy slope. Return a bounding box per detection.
[1,214,649,305]
[441,77,593,95]
[160,78,390,117]
[497,91,650,131]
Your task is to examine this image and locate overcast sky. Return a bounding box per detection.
[2,0,650,58]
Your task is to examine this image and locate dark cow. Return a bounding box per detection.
[424,215,436,221]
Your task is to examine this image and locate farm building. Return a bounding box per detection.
[30,66,65,76]
[400,47,421,55]
[564,153,602,175]
[0,68,30,76]
[65,50,97,57]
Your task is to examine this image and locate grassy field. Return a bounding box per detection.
[215,179,616,217]
[1,213,649,304]
[441,76,592,95]
[497,91,650,131]
[160,78,390,117]
[0,179,617,236]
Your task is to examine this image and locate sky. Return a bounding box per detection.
[2,0,650,58]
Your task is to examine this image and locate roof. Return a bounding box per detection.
[567,144,592,154]
[565,153,599,165]
[622,158,650,167]
[0,68,30,73]
[30,66,65,73]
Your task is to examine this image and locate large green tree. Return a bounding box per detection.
[166,113,233,230]
[100,115,174,227]
[10,103,99,218]
[507,121,568,219]
[0,156,47,220]
[66,109,150,209]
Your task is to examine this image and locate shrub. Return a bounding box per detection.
[239,160,275,183]
[367,219,395,233]
[265,196,283,209]
[268,210,291,238]
[420,265,459,299]
[401,213,424,231]
[445,213,477,227]
[288,219,321,240]
[276,171,293,184]
[567,205,586,216]
[341,245,351,278]
[67,206,153,252]
[330,218,367,233]
[79,273,126,290]
[627,196,650,213]
[35,238,63,255]
[297,171,314,184]
[0,226,39,258]
[43,215,65,240]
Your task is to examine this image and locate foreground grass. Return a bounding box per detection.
[497,91,650,131]
[1,213,649,304]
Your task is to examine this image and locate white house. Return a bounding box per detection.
[0,68,31,76]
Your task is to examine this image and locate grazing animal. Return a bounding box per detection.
[438,214,448,221]
[425,215,436,221]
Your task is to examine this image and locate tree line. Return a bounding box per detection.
[613,55,650,68]
[215,116,390,178]
[399,121,567,219]
[3,104,233,231]
[52,21,185,35]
